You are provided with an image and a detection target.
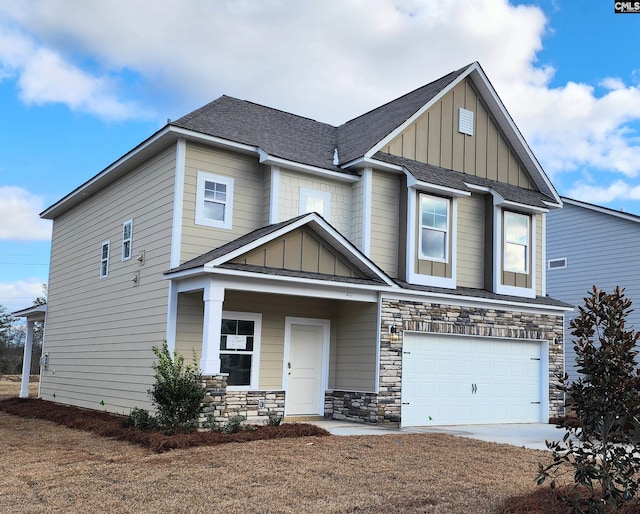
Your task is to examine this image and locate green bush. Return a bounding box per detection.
[221,415,246,434]
[537,286,640,511]
[149,342,206,434]
[123,407,157,430]
[267,412,283,426]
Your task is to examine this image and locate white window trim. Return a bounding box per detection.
[195,171,234,229]
[406,190,457,289]
[220,311,262,391]
[493,206,536,298]
[122,219,133,261]
[299,187,331,220]
[418,193,450,263]
[100,240,110,279]
[503,211,530,274]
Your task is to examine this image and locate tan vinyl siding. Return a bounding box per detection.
[181,142,264,262]
[381,78,534,191]
[277,170,353,237]
[457,193,485,288]
[334,302,377,391]
[370,170,399,277]
[40,145,177,413]
[223,291,337,390]
[351,177,364,251]
[175,292,204,359]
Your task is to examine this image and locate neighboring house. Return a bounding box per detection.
[26,62,569,427]
[547,197,640,383]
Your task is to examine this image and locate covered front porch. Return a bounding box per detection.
[11,304,47,399]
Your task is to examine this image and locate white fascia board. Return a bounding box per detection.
[381,290,571,315]
[168,267,383,302]
[258,149,359,183]
[341,156,405,173]
[170,126,259,155]
[465,66,562,206]
[204,212,396,287]
[407,173,470,198]
[364,65,475,159]
[499,200,549,214]
[11,304,47,318]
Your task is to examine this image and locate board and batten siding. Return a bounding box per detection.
[40,145,177,413]
[381,78,534,190]
[180,142,264,262]
[456,193,485,288]
[547,202,640,382]
[370,170,399,277]
[277,170,353,238]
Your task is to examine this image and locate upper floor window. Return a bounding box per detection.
[122,219,133,261]
[195,171,234,229]
[419,194,449,261]
[504,211,529,273]
[299,188,331,220]
[100,240,110,278]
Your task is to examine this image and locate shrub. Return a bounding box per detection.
[267,412,283,426]
[149,342,206,434]
[123,407,157,430]
[221,415,246,434]
[537,286,640,511]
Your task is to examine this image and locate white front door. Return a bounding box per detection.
[284,318,330,416]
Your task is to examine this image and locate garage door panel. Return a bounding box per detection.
[401,334,545,426]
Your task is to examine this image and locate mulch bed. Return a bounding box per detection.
[0,397,329,453]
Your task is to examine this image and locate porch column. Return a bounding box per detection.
[20,320,35,398]
[201,284,225,374]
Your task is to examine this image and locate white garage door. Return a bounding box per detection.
[401,333,546,427]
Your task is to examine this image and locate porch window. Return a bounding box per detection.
[220,314,260,387]
[419,194,449,261]
[504,211,530,273]
[195,171,234,229]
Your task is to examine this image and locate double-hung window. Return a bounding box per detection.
[219,312,261,388]
[100,240,110,278]
[419,194,449,261]
[504,211,530,273]
[195,172,234,229]
[122,219,133,261]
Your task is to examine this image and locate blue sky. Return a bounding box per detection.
[0,0,639,311]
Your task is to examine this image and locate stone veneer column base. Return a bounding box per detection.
[324,391,399,425]
[199,374,285,427]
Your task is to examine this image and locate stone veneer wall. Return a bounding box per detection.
[199,375,285,427]
[326,298,564,425]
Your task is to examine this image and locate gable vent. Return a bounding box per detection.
[458,108,474,136]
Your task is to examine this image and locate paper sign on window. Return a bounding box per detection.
[226,335,247,350]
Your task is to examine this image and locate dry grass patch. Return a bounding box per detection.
[0,407,562,513]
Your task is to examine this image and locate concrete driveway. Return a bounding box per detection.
[313,420,571,451]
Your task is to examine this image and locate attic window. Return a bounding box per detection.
[548,258,567,270]
[458,108,474,136]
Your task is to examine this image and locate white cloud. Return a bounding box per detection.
[0,279,44,313]
[0,187,51,240]
[567,180,640,204]
[0,0,638,181]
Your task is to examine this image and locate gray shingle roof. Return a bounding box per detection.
[171,65,471,171]
[374,153,555,209]
[336,66,469,164]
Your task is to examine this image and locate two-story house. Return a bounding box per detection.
[547,197,640,383]
[31,62,569,427]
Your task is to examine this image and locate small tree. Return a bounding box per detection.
[149,342,206,434]
[537,286,640,511]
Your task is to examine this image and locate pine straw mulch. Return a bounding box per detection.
[0,397,328,453]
